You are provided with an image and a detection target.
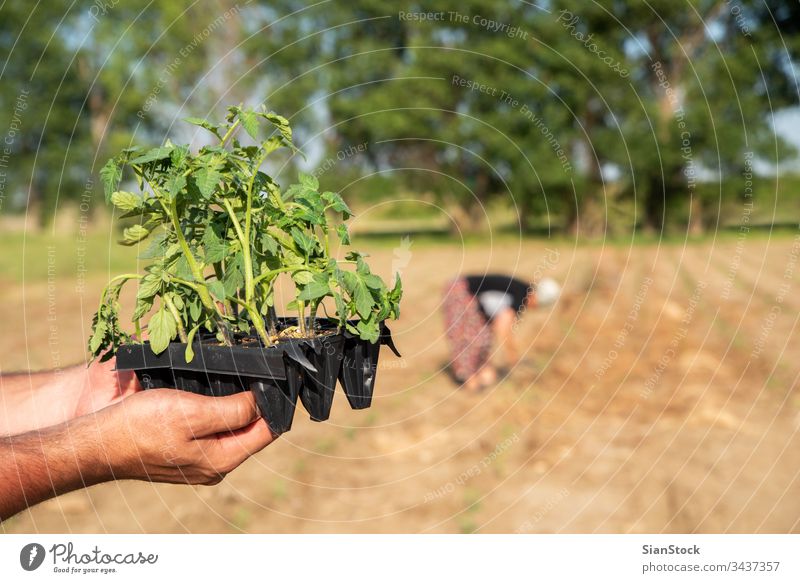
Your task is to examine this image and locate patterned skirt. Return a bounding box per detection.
[441,278,493,383]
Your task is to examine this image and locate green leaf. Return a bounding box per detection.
[89,319,107,354]
[291,227,317,256]
[345,250,367,262]
[129,146,173,165]
[184,323,202,363]
[364,273,385,290]
[253,171,275,195]
[165,174,187,200]
[188,297,202,321]
[260,233,278,255]
[334,291,347,323]
[194,166,221,198]
[336,223,350,244]
[390,274,403,300]
[356,256,370,276]
[239,109,259,140]
[99,158,122,203]
[354,282,373,318]
[169,292,184,310]
[122,224,150,245]
[283,183,305,201]
[268,226,298,251]
[207,280,226,302]
[343,271,373,318]
[356,317,380,343]
[148,308,177,355]
[299,172,319,191]
[184,117,221,137]
[262,112,293,143]
[297,280,330,301]
[203,227,226,263]
[175,255,193,280]
[111,191,142,212]
[292,270,313,285]
[132,297,153,321]
[223,253,244,296]
[322,191,352,217]
[283,248,304,266]
[136,273,161,301]
[170,145,189,166]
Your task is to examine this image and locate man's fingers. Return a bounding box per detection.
[191,391,260,435]
[198,418,275,478]
[217,418,276,461]
[116,369,141,397]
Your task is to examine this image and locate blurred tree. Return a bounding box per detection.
[258,0,800,236]
[0,0,260,224]
[0,2,92,224]
[320,1,568,233]
[606,0,800,234]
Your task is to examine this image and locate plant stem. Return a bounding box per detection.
[220,119,240,146]
[241,149,269,307]
[266,305,278,337]
[170,277,200,292]
[229,297,272,346]
[297,299,306,336]
[161,197,232,345]
[252,265,308,286]
[107,273,143,286]
[250,309,272,347]
[212,263,233,314]
[308,299,320,337]
[221,198,255,302]
[96,274,141,320]
[163,296,188,343]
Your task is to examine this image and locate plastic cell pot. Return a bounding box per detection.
[296,334,345,422]
[339,323,401,410]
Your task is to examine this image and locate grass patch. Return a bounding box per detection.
[0,231,138,282]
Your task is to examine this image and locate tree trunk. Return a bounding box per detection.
[687,193,704,236]
[569,109,607,239]
[78,56,110,154]
[564,184,606,239]
[644,175,666,234]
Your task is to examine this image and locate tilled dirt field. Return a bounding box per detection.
[3,236,799,533]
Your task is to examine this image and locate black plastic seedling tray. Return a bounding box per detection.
[115,319,399,435]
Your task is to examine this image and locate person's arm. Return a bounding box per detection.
[1,369,71,436]
[0,389,274,521]
[0,359,140,437]
[492,307,520,366]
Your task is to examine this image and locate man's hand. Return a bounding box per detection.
[107,389,275,485]
[0,390,275,520]
[73,357,141,418]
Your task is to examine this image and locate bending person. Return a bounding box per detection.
[441,273,559,392]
